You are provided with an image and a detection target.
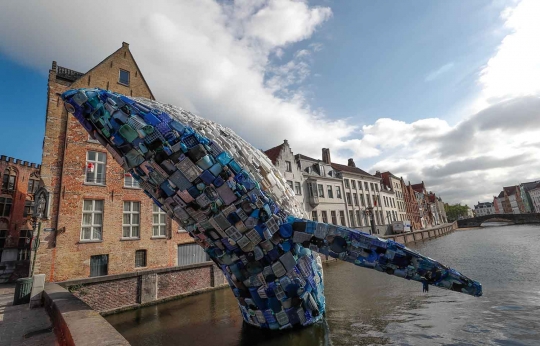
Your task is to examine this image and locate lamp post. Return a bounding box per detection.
[363,206,376,235]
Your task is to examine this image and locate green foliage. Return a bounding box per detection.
[445,203,470,221]
[67,283,87,296]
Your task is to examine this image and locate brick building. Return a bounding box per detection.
[402,181,422,231]
[0,156,40,282]
[35,43,199,282]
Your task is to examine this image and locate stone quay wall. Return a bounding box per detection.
[56,262,227,314]
[381,222,457,245]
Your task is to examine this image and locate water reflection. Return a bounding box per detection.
[107,224,540,346]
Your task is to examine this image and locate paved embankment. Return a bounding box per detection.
[0,283,57,346]
[381,222,457,245]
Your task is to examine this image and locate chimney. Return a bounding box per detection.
[348,158,356,167]
[322,148,331,164]
[283,139,288,146]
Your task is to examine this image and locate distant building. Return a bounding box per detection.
[412,182,433,228]
[378,171,407,222]
[0,156,40,282]
[503,186,526,214]
[402,181,422,231]
[529,184,540,213]
[519,181,540,213]
[493,194,504,214]
[474,202,495,217]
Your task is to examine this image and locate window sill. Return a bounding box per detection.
[78,240,102,244]
[120,237,140,241]
[118,82,130,87]
[151,236,167,239]
[87,139,100,144]
[123,186,141,190]
[83,183,107,187]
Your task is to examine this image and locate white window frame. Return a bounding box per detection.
[152,204,167,238]
[285,161,292,172]
[123,201,140,239]
[124,172,140,189]
[81,200,103,241]
[119,69,130,86]
[85,151,107,185]
[294,182,302,195]
[336,186,342,199]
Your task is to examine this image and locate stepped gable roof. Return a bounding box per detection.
[411,182,426,193]
[330,162,372,177]
[503,186,518,196]
[263,143,284,165]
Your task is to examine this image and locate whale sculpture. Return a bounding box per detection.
[62,88,482,330]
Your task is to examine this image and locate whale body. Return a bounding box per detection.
[62,88,482,330]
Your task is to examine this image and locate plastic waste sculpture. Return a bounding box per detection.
[62,88,482,330]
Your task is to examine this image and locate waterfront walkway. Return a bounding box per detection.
[0,284,58,346]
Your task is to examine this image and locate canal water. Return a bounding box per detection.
[106,224,540,345]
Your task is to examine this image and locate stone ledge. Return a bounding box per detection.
[43,283,130,346]
[57,261,214,287]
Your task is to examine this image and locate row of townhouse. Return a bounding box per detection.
[487,180,540,215]
[264,141,448,235]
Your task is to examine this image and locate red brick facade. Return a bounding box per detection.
[402,180,422,231]
[35,43,195,282]
[0,156,40,281]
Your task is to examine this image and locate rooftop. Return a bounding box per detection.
[330,162,372,177]
[263,143,284,165]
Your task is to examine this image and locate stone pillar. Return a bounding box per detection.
[29,274,46,309]
[140,273,157,304]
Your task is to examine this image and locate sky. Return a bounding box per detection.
[1,0,540,207]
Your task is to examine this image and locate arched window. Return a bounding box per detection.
[0,197,13,217]
[2,168,17,191]
[27,173,40,194]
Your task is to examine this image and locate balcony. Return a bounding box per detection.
[309,195,320,207]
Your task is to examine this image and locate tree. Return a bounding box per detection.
[445,203,470,221]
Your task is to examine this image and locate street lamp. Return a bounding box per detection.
[362,206,376,235]
[30,190,47,277]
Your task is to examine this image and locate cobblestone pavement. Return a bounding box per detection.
[0,284,58,346]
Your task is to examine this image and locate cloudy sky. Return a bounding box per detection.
[1,0,539,206]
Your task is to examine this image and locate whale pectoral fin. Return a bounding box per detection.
[285,218,482,297]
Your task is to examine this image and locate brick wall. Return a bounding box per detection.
[157,267,211,299]
[35,43,194,282]
[60,263,227,313]
[71,277,139,312]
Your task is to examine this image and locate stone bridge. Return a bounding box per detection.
[457,213,540,228]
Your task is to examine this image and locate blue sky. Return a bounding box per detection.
[1,0,539,205]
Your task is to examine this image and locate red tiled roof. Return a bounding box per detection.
[330,162,372,177]
[427,193,436,203]
[498,191,505,198]
[411,182,425,193]
[503,186,517,196]
[263,143,284,165]
[295,154,319,162]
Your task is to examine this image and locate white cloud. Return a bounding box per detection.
[476,0,540,107]
[1,0,539,208]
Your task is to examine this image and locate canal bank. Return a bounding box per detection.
[381,222,457,244]
[106,224,540,346]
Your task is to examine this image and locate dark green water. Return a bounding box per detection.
[106,224,540,345]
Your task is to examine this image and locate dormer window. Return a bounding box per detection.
[119,69,130,86]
